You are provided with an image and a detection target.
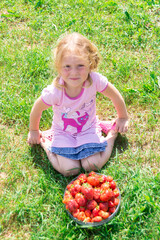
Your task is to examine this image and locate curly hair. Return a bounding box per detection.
[52,32,101,89]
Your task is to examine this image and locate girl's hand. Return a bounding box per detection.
[114,118,129,133]
[27,130,42,145]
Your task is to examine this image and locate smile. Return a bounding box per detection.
[70,78,79,80]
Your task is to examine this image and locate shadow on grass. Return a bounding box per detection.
[115,133,128,152]
[30,145,51,171]
[112,133,129,157]
[30,145,69,188]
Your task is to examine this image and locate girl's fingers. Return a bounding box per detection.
[115,118,129,133]
[27,130,42,145]
[124,125,128,132]
[27,137,41,145]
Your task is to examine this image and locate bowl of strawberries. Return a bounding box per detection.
[63,171,121,227]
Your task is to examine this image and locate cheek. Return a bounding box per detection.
[61,69,70,76]
[80,69,89,77]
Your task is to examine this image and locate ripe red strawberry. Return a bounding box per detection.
[113,188,120,197]
[93,188,101,201]
[99,202,108,212]
[113,198,120,206]
[106,176,113,182]
[85,209,91,217]
[69,183,82,197]
[72,209,80,218]
[73,179,81,185]
[81,183,94,200]
[110,196,115,202]
[100,189,113,202]
[109,207,116,214]
[99,210,110,219]
[99,174,107,183]
[108,200,115,208]
[88,171,96,176]
[69,185,77,197]
[84,217,91,222]
[77,173,87,184]
[75,193,87,207]
[63,191,73,204]
[100,182,109,190]
[77,211,86,221]
[92,205,100,217]
[86,200,97,210]
[65,190,72,197]
[67,182,74,191]
[74,184,82,193]
[67,199,79,213]
[87,175,100,187]
[92,216,102,222]
[79,206,86,212]
[109,181,116,190]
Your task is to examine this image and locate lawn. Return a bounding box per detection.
[0,0,160,239]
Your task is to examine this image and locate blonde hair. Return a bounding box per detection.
[53,32,101,88]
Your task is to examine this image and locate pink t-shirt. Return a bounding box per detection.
[41,72,108,148]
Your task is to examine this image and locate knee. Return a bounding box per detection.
[81,155,102,172]
[56,155,81,177]
[61,167,80,177]
[60,162,81,177]
[81,162,99,172]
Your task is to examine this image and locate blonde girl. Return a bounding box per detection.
[28,32,128,176]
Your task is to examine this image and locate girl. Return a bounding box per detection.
[27,32,129,176]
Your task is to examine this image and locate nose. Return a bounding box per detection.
[71,67,78,75]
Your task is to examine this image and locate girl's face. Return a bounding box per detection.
[60,53,90,93]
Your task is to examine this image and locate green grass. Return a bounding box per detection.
[0,0,160,239]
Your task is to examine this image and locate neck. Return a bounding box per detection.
[65,86,83,98]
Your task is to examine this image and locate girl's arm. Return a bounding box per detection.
[27,97,50,145]
[102,82,129,133]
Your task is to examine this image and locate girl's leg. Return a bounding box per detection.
[81,130,118,171]
[56,155,81,176]
[40,140,81,176]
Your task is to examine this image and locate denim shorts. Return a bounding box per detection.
[49,141,107,160]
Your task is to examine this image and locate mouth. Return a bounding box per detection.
[70,78,79,81]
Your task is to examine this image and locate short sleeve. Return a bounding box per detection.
[90,72,108,92]
[41,83,60,106]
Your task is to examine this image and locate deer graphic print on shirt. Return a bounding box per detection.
[62,111,89,133]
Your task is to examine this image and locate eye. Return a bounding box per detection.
[63,65,71,70]
[78,64,85,68]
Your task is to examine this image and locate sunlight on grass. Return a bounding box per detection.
[0,0,160,239]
